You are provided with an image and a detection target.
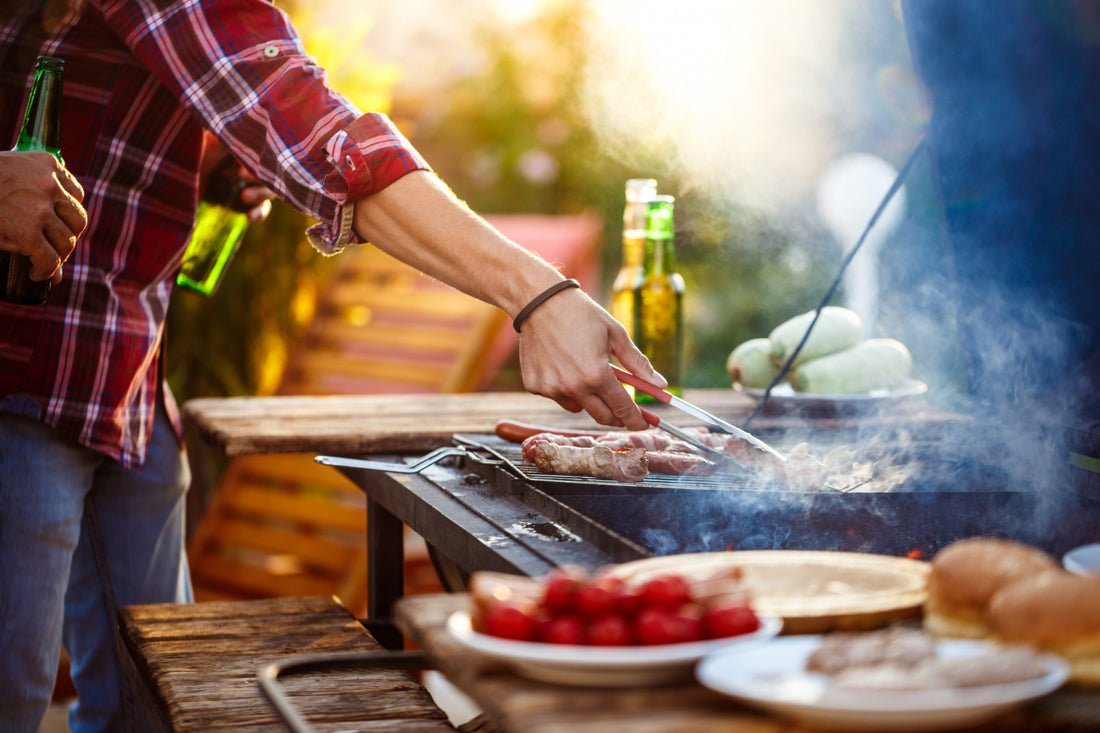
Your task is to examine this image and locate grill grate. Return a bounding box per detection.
[454,434,784,493]
[453,435,933,494]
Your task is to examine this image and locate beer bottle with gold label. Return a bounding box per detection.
[632,195,684,401]
[610,178,657,337]
[2,56,65,305]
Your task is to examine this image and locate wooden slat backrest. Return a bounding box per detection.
[187,213,603,614]
[278,260,506,396]
[187,454,369,605]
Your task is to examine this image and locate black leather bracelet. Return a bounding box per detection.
[512,279,581,333]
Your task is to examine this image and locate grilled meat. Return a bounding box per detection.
[505,420,824,487]
[523,438,649,483]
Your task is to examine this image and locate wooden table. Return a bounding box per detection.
[395,593,1100,733]
[117,596,452,732]
[183,389,963,457]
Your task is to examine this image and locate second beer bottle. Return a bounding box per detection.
[610,178,657,337]
[632,195,684,401]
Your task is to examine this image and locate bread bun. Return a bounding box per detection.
[923,537,1057,639]
[989,570,1100,686]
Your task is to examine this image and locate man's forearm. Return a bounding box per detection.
[351,170,565,318]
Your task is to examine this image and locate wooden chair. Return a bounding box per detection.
[186,212,604,617]
[276,244,507,395]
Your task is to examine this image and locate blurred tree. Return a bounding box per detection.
[166,3,399,404]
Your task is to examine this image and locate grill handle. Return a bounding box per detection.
[258,650,431,733]
[315,446,468,474]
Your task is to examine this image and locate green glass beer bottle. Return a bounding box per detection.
[2,56,65,305]
[632,195,684,402]
[610,178,657,338]
[176,152,251,295]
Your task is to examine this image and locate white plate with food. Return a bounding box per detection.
[741,378,928,414]
[446,610,782,687]
[696,635,1068,732]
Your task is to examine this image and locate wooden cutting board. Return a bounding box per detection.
[610,550,930,634]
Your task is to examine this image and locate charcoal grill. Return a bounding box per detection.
[461,434,1100,557]
[324,426,1100,648]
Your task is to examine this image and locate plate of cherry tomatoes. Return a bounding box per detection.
[450,566,782,686]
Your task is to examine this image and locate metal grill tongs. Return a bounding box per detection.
[611,364,786,462]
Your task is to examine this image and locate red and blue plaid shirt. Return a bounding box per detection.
[0,0,428,467]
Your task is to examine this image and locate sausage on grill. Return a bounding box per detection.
[522,438,649,483]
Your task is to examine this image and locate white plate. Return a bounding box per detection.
[1063,542,1100,577]
[696,636,1068,732]
[741,379,928,413]
[446,610,781,687]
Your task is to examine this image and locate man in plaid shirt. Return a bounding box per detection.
[0,1,663,730]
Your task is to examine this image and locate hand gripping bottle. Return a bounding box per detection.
[2,56,66,305]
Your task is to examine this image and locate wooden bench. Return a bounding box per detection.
[116,596,455,732]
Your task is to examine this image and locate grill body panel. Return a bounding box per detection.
[443,435,1100,561]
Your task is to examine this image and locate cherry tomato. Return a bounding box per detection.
[540,613,586,645]
[483,603,539,641]
[586,613,634,646]
[612,584,643,616]
[576,575,626,618]
[634,605,701,645]
[638,574,692,609]
[666,605,703,644]
[541,567,588,613]
[702,602,760,639]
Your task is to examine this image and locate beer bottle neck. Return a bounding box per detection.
[642,196,676,275]
[621,233,646,268]
[14,58,64,163]
[645,235,676,275]
[622,178,658,269]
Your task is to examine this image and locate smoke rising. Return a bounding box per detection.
[580,0,858,212]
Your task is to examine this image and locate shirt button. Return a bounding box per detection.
[263,45,279,58]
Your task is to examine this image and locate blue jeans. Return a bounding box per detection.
[0,400,192,733]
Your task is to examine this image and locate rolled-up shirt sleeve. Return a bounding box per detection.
[310,113,429,253]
